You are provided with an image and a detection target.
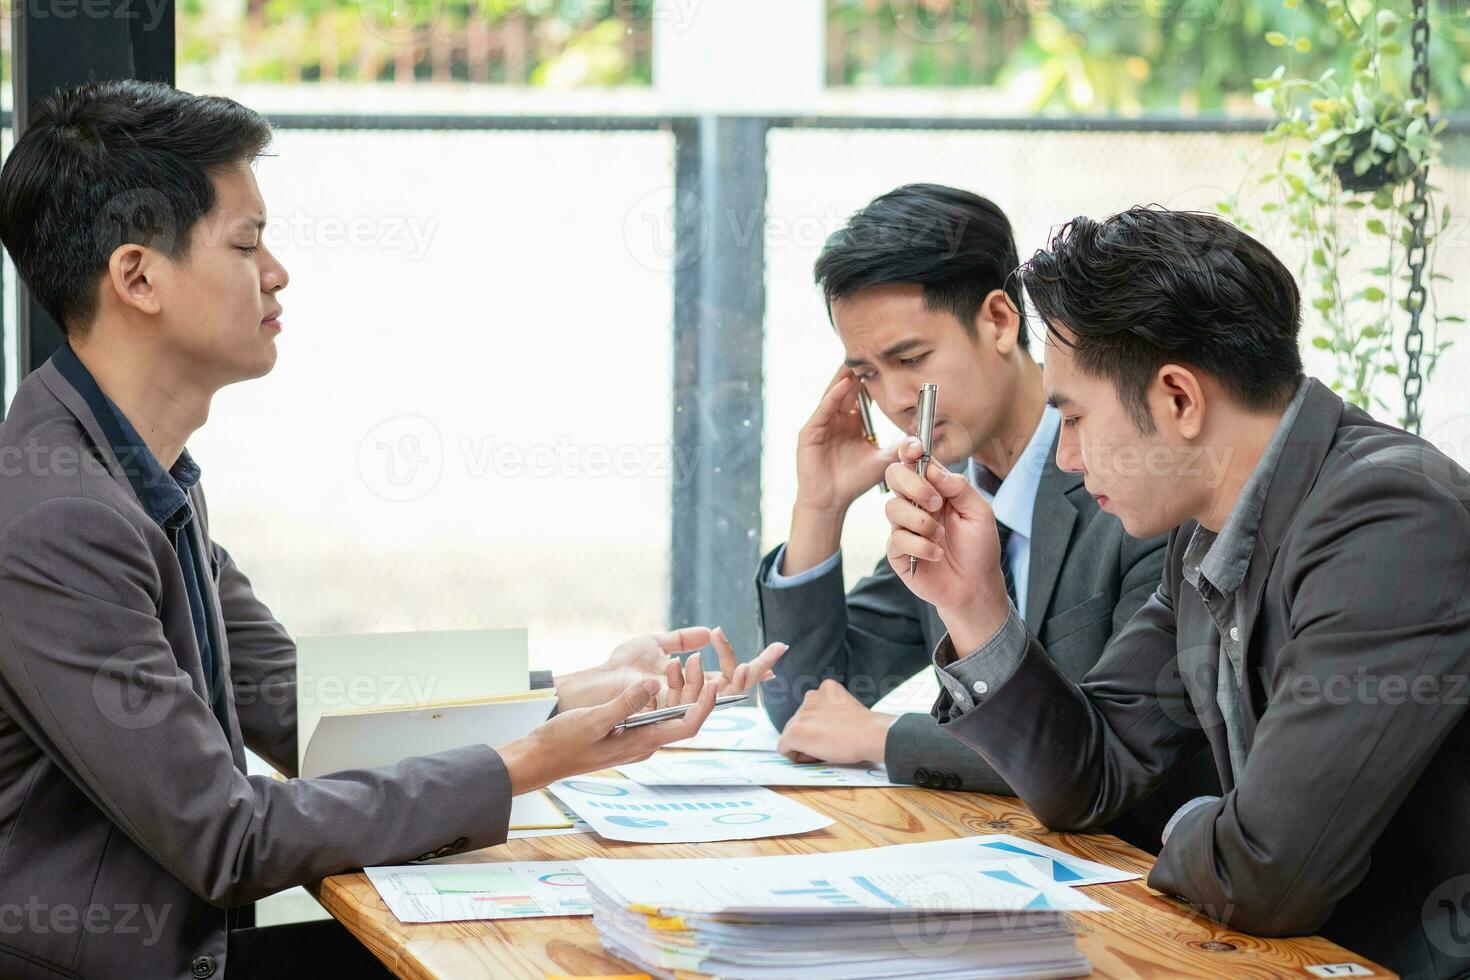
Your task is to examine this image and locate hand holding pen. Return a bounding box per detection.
[907,384,938,575]
[882,416,1013,651]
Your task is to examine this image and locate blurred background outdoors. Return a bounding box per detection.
[1,0,1466,679]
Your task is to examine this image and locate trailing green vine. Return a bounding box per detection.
[1219,0,1458,418]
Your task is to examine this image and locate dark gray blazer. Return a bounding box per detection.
[934,380,1470,978]
[756,438,1221,849]
[0,362,524,980]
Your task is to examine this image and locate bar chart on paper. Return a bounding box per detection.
[618,750,895,787]
[549,777,833,843]
[364,862,593,924]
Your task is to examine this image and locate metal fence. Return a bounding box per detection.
[5,111,1467,673]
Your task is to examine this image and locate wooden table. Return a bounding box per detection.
[310,781,1395,979]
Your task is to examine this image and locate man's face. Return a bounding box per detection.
[833,284,1016,465]
[1044,328,1199,538]
[147,162,288,386]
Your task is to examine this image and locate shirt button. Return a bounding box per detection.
[972,680,989,696]
[1229,626,1240,642]
[191,955,217,979]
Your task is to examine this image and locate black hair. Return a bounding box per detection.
[1019,206,1304,431]
[814,183,1027,348]
[0,79,273,335]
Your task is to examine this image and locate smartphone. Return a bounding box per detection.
[611,694,750,734]
[857,385,889,493]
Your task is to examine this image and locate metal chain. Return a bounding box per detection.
[1402,0,1431,433]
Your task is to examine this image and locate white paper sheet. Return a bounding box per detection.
[884,834,1141,887]
[580,855,1105,915]
[665,706,781,751]
[619,750,895,787]
[365,861,592,923]
[549,776,833,843]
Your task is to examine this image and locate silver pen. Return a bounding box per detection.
[908,383,939,576]
[856,385,888,494]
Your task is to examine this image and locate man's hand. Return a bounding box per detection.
[785,365,896,574]
[663,627,788,706]
[554,627,787,712]
[884,438,1011,651]
[499,677,719,795]
[553,627,713,712]
[776,679,895,765]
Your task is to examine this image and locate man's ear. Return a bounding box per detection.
[979,288,1022,355]
[105,244,162,317]
[1153,364,1206,439]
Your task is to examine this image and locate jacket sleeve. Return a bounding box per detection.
[933,524,1209,830]
[755,545,932,730]
[1149,461,1470,936]
[214,542,299,777]
[0,496,513,908]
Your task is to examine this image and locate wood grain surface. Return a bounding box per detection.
[308,778,1394,979]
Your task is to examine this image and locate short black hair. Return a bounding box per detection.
[814,183,1027,348]
[0,79,273,336]
[1019,206,1304,431]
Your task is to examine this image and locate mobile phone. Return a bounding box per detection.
[611,694,750,734]
[857,385,889,493]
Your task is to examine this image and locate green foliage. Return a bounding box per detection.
[827,0,1470,112]
[178,0,653,86]
[1221,0,1453,418]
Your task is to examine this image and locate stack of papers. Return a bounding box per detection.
[580,848,1103,979]
[362,835,1138,928]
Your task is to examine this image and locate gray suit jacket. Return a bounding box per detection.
[933,380,1470,978]
[756,440,1221,849]
[0,362,525,980]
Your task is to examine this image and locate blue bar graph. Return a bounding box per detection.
[771,880,862,908]
[586,799,756,811]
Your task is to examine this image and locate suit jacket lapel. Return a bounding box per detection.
[1026,434,1082,626]
[1235,380,1345,725]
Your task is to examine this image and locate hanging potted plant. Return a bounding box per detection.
[1219,0,1456,428]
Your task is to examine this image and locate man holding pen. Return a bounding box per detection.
[883,206,1470,976]
[756,184,1217,849]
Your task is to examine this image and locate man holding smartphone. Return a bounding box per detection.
[757,184,1218,850]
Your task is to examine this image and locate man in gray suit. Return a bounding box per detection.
[757,184,1217,850]
[885,206,1470,977]
[0,81,780,980]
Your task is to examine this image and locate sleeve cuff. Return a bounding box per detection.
[765,544,841,589]
[932,603,1027,712]
[1161,795,1220,845]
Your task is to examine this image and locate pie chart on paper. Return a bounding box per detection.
[605,815,670,829]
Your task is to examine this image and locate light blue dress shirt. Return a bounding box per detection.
[768,405,1062,627]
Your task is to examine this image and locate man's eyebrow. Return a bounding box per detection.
[844,338,926,369]
[1047,390,1073,410]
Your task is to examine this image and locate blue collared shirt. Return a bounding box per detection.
[51,344,229,733]
[769,406,1062,626]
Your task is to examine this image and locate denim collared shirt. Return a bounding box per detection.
[1179,378,1309,781]
[51,344,229,733]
